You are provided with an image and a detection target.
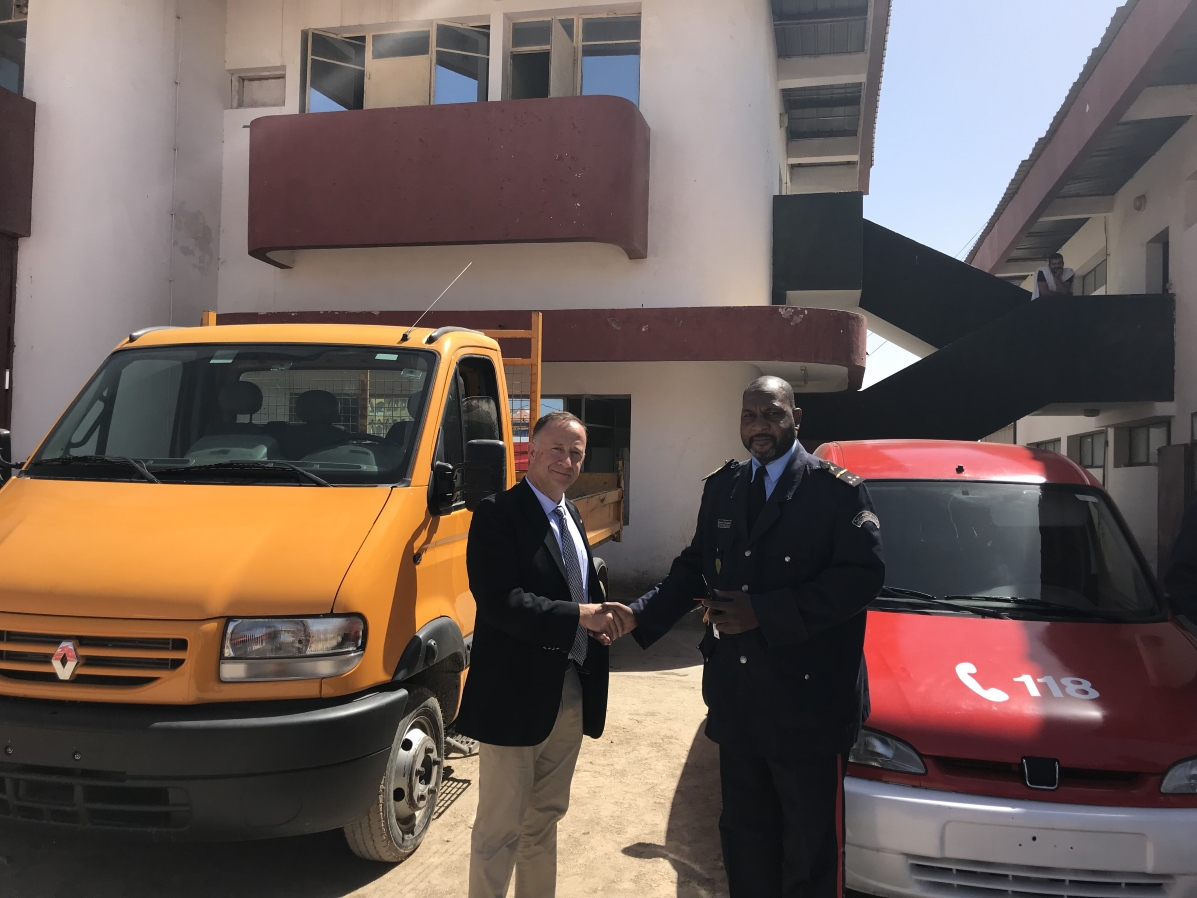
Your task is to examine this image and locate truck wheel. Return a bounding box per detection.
[593,557,610,601]
[344,687,444,863]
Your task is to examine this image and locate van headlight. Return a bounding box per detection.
[1161,758,1197,794]
[849,727,926,775]
[220,615,365,681]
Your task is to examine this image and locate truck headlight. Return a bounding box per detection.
[848,727,926,775]
[220,615,365,681]
[1161,758,1197,794]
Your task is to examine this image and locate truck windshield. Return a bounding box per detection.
[28,343,436,486]
[867,481,1163,622]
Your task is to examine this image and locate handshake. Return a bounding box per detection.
[578,602,638,645]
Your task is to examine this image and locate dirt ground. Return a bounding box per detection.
[0,611,730,898]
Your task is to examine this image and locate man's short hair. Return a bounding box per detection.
[1048,252,1064,263]
[744,375,796,410]
[532,410,586,440]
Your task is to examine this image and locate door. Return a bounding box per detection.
[0,236,15,431]
[364,29,431,109]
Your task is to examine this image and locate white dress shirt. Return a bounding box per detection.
[526,478,590,597]
[748,441,797,501]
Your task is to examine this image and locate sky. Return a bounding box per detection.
[858,0,1127,387]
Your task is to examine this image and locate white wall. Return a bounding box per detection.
[12,0,227,457]
[544,360,758,588]
[216,0,784,315]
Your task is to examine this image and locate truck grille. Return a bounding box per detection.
[909,858,1172,898]
[0,765,190,830]
[0,631,188,687]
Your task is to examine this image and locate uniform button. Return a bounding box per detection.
[785,556,792,563]
[804,674,811,680]
[739,656,748,664]
[741,585,749,592]
[744,549,752,557]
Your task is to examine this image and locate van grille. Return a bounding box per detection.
[909,858,1171,898]
[933,757,1144,790]
[0,765,191,830]
[0,631,188,687]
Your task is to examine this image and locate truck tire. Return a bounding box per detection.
[593,557,610,601]
[344,687,444,863]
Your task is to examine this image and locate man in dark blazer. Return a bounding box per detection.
[611,376,884,898]
[455,410,617,898]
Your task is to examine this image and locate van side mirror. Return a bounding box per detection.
[429,460,463,516]
[463,439,506,511]
[0,429,11,484]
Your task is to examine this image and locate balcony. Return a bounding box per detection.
[247,95,651,268]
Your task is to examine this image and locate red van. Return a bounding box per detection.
[814,441,1197,898]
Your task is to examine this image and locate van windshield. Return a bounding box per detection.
[28,344,436,486]
[867,481,1163,622]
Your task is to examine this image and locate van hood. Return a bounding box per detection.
[865,610,1197,772]
[0,478,391,620]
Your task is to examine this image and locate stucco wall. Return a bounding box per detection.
[11,0,227,457]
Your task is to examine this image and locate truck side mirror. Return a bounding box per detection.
[429,460,463,516]
[463,439,506,511]
[0,429,11,484]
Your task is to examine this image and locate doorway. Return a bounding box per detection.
[0,236,15,430]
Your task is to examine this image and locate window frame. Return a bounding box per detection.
[1123,421,1170,467]
[1028,438,1061,454]
[504,13,641,105]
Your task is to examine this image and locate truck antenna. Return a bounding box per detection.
[400,262,473,343]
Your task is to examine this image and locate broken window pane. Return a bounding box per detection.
[372,31,430,59]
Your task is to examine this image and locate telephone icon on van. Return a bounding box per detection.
[955,662,1010,703]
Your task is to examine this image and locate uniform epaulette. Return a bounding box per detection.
[703,459,740,481]
[818,459,864,487]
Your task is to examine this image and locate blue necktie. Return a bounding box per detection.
[554,506,589,665]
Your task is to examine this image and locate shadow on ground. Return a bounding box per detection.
[622,722,728,898]
[0,821,390,898]
[607,606,708,674]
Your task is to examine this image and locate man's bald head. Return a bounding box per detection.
[744,376,795,410]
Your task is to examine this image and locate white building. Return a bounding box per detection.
[1,0,890,585]
[969,0,1197,572]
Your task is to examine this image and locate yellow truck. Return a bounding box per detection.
[0,319,621,861]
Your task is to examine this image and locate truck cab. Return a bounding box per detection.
[0,322,619,862]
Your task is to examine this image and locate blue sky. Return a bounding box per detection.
[859,0,1126,385]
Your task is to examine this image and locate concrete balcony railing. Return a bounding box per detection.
[247,96,651,268]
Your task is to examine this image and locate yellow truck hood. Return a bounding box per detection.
[0,478,390,620]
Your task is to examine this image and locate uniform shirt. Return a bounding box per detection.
[749,442,797,501]
[526,477,590,597]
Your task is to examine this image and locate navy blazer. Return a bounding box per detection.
[631,442,884,758]
[454,479,609,746]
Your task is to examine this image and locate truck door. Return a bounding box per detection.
[424,354,504,630]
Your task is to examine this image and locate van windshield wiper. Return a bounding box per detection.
[964,595,1126,622]
[876,586,1008,619]
[154,460,332,487]
[33,455,161,483]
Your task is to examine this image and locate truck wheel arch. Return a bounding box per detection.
[393,617,470,723]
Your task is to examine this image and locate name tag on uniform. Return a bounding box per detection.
[717,519,733,529]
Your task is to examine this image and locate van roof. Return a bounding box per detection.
[120,323,499,353]
[815,439,1096,486]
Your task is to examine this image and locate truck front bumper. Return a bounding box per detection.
[0,688,410,839]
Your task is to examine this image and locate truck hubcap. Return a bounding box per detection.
[392,721,440,826]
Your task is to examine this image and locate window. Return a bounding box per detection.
[1028,439,1061,454]
[436,356,502,468]
[1147,229,1170,294]
[1078,258,1107,296]
[506,14,640,105]
[231,70,286,109]
[304,22,489,113]
[1124,422,1169,466]
[1076,430,1106,484]
[0,0,27,95]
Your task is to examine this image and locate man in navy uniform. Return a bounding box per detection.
[611,376,884,898]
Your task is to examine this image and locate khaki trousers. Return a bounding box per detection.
[468,667,584,898]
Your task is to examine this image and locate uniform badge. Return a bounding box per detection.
[852,510,880,529]
[717,519,733,529]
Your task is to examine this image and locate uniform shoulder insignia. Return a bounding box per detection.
[703,459,740,481]
[818,459,864,487]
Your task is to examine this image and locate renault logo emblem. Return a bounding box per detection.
[50,640,82,681]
